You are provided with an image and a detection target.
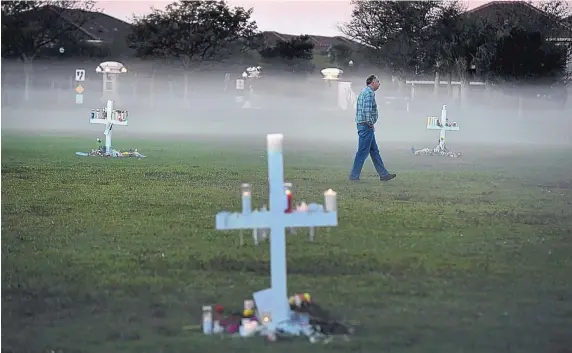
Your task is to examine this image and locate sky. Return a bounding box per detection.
[97,0,500,37]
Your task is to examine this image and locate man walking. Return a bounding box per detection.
[349,75,396,181]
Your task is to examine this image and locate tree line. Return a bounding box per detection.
[2,0,571,82]
[1,0,318,71]
[341,0,571,83]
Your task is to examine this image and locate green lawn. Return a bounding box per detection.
[2,134,572,353]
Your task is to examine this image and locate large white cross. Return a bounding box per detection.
[90,99,128,154]
[215,133,338,333]
[426,105,459,151]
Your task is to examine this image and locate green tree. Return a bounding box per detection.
[529,0,571,77]
[1,1,97,102]
[489,27,567,83]
[1,0,96,61]
[340,0,441,76]
[128,0,259,68]
[259,35,314,60]
[326,43,353,67]
[423,1,498,82]
[259,35,315,72]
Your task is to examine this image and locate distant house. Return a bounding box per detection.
[51,6,133,57]
[2,5,134,58]
[465,1,572,72]
[465,1,572,39]
[261,31,363,53]
[65,10,131,43]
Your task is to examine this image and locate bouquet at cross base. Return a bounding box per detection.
[199,293,355,343]
[85,138,146,158]
[289,293,354,337]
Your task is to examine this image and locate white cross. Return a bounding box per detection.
[90,100,128,154]
[426,105,459,151]
[215,133,338,333]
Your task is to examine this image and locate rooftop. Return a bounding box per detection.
[261,31,361,50]
[465,0,572,37]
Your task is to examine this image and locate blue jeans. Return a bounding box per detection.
[349,124,390,180]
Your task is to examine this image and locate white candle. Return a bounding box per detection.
[240,319,259,336]
[241,191,251,214]
[251,207,257,246]
[324,189,337,212]
[241,183,252,215]
[202,305,213,335]
[261,312,271,324]
[267,133,284,153]
[240,183,252,246]
[246,320,258,330]
[252,229,258,245]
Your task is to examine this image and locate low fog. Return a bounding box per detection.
[2,62,571,149]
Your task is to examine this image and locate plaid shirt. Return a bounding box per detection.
[355,86,378,125]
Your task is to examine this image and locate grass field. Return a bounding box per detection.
[2,134,572,353]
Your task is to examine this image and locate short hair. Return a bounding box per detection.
[366,75,379,85]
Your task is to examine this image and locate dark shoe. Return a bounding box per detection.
[380,173,396,181]
[349,178,361,182]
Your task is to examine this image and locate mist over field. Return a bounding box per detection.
[2,62,571,151]
[4,1,572,352]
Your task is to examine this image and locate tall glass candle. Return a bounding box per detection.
[241,183,252,214]
[324,189,337,212]
[284,182,293,213]
[244,299,254,311]
[202,305,213,335]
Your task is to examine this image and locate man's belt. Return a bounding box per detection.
[357,122,374,128]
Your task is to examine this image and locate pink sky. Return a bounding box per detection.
[97,0,499,37]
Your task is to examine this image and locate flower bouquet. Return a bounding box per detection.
[199,293,355,343]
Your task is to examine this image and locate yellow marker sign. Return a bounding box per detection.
[75,84,84,94]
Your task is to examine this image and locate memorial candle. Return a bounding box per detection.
[244,299,254,312]
[324,189,337,212]
[284,182,293,213]
[239,183,253,246]
[202,305,213,335]
[285,190,293,213]
[241,183,252,214]
[297,202,314,240]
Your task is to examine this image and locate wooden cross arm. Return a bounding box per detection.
[426,125,459,131]
[215,211,338,230]
[90,119,128,126]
